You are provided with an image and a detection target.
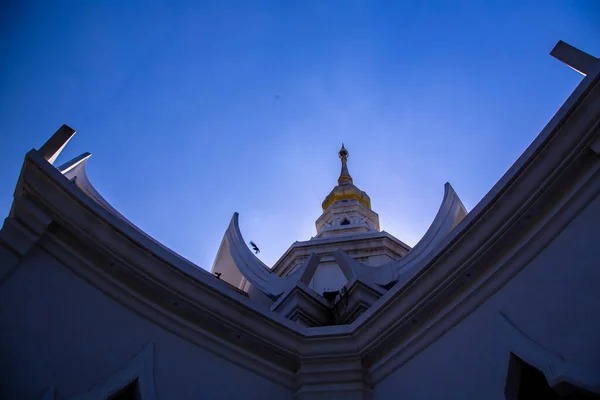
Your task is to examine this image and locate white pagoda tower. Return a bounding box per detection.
[271,143,411,295]
[211,144,467,326]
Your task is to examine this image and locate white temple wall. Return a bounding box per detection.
[307,253,396,294]
[0,246,291,400]
[309,261,348,294]
[374,190,600,400]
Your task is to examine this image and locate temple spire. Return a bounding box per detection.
[338,143,353,185]
[321,143,371,211]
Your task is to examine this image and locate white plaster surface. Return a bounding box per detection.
[0,246,291,400]
[374,190,600,400]
[309,261,348,293]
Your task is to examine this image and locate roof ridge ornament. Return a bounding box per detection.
[550,40,599,77]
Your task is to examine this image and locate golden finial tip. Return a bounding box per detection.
[321,142,371,210]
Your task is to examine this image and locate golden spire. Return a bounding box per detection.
[338,143,353,185]
[321,144,371,210]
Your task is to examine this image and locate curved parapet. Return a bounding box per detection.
[216,213,321,299]
[59,153,129,222]
[38,124,148,230]
[58,152,168,250]
[335,183,467,287]
[400,182,467,265]
[41,127,194,258]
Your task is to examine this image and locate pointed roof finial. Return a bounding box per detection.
[339,143,348,159]
[321,143,371,210]
[338,143,352,185]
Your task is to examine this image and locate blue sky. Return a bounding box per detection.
[1,1,599,269]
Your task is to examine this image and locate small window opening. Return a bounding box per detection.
[109,379,140,400]
[505,354,596,400]
[341,218,350,225]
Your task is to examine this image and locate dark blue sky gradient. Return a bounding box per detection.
[1,1,599,268]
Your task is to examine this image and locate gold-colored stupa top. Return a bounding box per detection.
[322,144,371,210]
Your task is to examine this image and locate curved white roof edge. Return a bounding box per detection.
[334,182,467,287]
[56,150,199,265]
[28,122,472,331]
[222,212,321,298]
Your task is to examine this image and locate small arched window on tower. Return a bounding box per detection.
[341,218,350,226]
